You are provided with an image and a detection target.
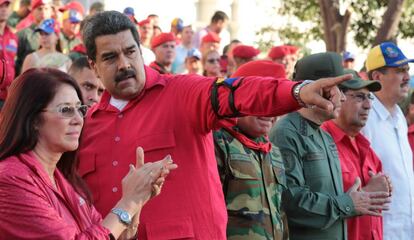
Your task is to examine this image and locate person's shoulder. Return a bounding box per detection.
[0,155,30,181]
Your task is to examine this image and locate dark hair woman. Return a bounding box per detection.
[0,68,177,239]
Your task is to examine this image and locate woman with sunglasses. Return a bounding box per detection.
[202,49,223,77]
[0,68,177,239]
[21,18,72,73]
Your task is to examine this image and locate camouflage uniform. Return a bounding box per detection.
[15,24,39,75]
[214,127,289,240]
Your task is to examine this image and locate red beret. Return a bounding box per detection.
[31,0,51,10]
[231,60,286,79]
[202,32,221,44]
[59,1,85,15]
[268,46,289,59]
[232,45,260,59]
[151,32,176,49]
[286,45,299,54]
[138,18,151,26]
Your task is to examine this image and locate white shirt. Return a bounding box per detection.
[172,44,190,74]
[362,95,414,240]
[109,97,128,111]
[140,46,155,65]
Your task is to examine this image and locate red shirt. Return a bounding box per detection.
[149,61,173,75]
[78,66,299,240]
[322,120,383,240]
[0,152,111,239]
[0,26,17,100]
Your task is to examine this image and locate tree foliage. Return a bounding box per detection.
[261,0,414,50]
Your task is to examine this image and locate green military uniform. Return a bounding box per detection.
[270,112,357,240]
[59,32,82,55]
[15,24,39,75]
[214,126,289,240]
[7,12,22,28]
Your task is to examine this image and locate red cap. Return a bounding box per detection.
[201,32,221,44]
[138,18,151,26]
[31,0,51,10]
[232,45,260,59]
[0,0,11,6]
[268,46,289,59]
[231,60,286,79]
[151,32,176,49]
[59,1,85,15]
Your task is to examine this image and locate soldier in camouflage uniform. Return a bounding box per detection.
[214,60,289,240]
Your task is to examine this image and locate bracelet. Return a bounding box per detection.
[292,80,314,107]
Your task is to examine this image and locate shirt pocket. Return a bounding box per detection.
[303,151,330,178]
[228,153,260,180]
[145,217,195,240]
[136,131,176,160]
[272,158,287,188]
[77,152,100,201]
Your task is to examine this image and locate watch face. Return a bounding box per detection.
[121,212,130,222]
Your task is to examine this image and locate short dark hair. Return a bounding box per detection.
[367,66,388,80]
[68,56,91,75]
[0,68,92,203]
[89,2,105,13]
[211,11,229,23]
[82,11,140,61]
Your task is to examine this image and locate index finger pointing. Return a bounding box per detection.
[136,146,145,168]
[318,74,352,88]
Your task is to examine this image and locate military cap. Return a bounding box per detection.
[232,45,260,59]
[340,69,381,92]
[151,32,175,49]
[293,52,344,81]
[231,60,286,79]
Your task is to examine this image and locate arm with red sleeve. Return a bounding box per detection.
[172,75,300,133]
[0,172,111,240]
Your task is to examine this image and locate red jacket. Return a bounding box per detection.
[322,120,383,240]
[78,66,299,240]
[408,124,414,168]
[0,152,111,239]
[0,26,17,101]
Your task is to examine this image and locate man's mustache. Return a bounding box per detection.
[115,68,136,83]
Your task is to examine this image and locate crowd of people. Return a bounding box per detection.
[0,0,413,240]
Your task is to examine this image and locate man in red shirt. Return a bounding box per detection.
[149,32,176,75]
[79,11,351,240]
[0,0,17,109]
[322,69,392,240]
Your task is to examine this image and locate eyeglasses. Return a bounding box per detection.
[43,104,88,118]
[345,92,374,102]
[207,58,220,64]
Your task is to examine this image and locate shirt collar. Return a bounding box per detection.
[372,94,393,121]
[323,120,371,147]
[90,66,167,115]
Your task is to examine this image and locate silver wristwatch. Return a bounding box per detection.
[293,80,314,107]
[111,208,132,226]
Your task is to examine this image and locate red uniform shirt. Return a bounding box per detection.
[408,124,414,167]
[322,120,383,240]
[0,152,111,239]
[149,61,173,75]
[0,26,17,100]
[78,66,299,240]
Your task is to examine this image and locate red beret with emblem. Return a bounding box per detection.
[232,45,260,59]
[151,32,176,49]
[59,1,85,15]
[231,60,286,79]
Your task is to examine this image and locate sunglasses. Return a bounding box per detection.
[207,58,220,64]
[43,104,88,118]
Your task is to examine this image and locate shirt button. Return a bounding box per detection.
[112,161,118,166]
[114,136,120,142]
[346,206,350,211]
[118,114,123,118]
[112,187,118,193]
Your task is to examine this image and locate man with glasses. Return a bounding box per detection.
[271,53,391,240]
[322,69,391,240]
[362,42,414,240]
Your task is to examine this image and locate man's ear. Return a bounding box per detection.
[88,57,99,78]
